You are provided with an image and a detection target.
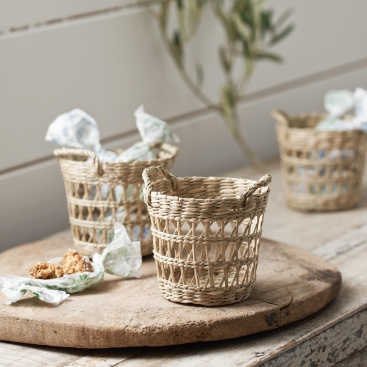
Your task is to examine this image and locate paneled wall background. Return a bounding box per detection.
[1,0,367,250]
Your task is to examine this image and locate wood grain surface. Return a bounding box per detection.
[0,235,341,349]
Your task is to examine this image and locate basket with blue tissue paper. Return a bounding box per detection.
[273,89,367,211]
[47,106,179,257]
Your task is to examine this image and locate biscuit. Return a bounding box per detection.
[61,249,94,274]
[30,262,64,279]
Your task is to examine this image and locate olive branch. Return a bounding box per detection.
[150,0,294,170]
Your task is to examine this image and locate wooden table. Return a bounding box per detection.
[1,161,367,366]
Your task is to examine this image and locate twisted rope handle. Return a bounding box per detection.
[143,166,179,206]
[54,147,104,176]
[271,109,291,127]
[239,174,272,205]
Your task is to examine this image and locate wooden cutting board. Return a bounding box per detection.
[0,234,341,349]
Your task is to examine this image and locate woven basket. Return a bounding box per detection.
[54,144,178,257]
[142,166,271,306]
[273,109,367,211]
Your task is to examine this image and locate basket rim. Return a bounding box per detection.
[275,111,363,136]
[149,175,270,204]
[54,143,178,167]
[276,122,364,134]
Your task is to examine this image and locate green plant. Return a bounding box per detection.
[150,0,294,169]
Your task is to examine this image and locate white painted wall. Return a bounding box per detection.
[1,0,366,250]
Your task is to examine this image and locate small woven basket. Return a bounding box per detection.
[142,166,271,307]
[55,144,178,257]
[273,110,367,211]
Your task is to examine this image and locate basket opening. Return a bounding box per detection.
[287,114,326,129]
[285,113,355,129]
[164,177,268,200]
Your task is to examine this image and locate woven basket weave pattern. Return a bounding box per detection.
[55,144,178,257]
[143,167,271,306]
[274,111,367,211]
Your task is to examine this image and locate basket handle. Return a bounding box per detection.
[239,174,272,205]
[54,148,104,176]
[271,109,291,127]
[143,166,179,206]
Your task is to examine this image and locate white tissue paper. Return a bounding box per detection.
[316,88,367,132]
[324,89,354,117]
[0,223,142,305]
[135,105,181,145]
[45,105,180,162]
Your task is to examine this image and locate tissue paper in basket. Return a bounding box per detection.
[45,105,180,163]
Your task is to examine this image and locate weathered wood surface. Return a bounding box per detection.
[0,162,366,365]
[0,237,340,348]
[333,346,367,367]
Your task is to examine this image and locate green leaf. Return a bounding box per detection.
[251,0,265,40]
[176,2,186,40]
[214,4,237,42]
[218,46,231,73]
[159,0,171,31]
[195,63,204,87]
[175,0,184,10]
[220,87,236,134]
[238,0,255,38]
[274,8,293,30]
[185,0,206,40]
[260,10,274,37]
[269,24,294,45]
[171,31,184,67]
[188,0,199,23]
[255,51,283,62]
[231,13,251,45]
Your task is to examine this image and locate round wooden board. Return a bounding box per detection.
[0,234,341,349]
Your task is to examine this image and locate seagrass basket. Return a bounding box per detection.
[54,144,178,257]
[142,166,271,306]
[273,109,367,211]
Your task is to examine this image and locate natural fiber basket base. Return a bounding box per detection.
[0,237,341,348]
[286,194,360,212]
[158,280,254,306]
[156,266,255,306]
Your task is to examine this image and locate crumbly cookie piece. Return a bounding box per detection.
[30,262,64,279]
[61,249,94,274]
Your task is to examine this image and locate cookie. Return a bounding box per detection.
[61,249,94,274]
[30,262,64,279]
